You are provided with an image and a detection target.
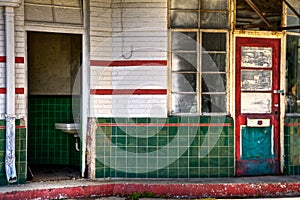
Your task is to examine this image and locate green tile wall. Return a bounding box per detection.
[95,116,234,178]
[28,96,80,167]
[284,116,300,175]
[0,120,27,185]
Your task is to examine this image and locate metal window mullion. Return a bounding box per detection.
[198,30,202,114]
[225,31,230,114]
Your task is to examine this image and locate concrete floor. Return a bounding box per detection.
[1,175,300,199]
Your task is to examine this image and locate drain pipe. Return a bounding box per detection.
[3,1,20,183]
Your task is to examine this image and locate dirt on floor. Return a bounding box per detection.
[27,165,81,182]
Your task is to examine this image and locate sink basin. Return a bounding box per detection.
[55,123,79,135]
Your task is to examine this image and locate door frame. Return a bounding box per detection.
[25,25,87,178]
[231,31,286,175]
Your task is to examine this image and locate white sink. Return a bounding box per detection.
[55,123,79,135]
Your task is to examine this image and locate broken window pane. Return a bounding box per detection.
[172,73,197,92]
[202,53,226,72]
[172,32,197,51]
[200,12,228,29]
[202,94,226,113]
[201,0,227,10]
[171,11,198,28]
[171,0,199,9]
[202,74,226,92]
[172,94,197,113]
[286,35,300,113]
[202,33,226,51]
[172,53,197,72]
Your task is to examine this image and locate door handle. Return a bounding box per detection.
[273,90,285,95]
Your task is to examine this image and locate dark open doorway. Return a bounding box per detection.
[27,32,82,182]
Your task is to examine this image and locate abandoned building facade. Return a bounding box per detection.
[1,0,300,185]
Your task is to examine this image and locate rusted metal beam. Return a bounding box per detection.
[244,0,272,27]
[280,25,300,30]
[283,0,300,19]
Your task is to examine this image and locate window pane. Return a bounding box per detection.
[172,53,197,72]
[172,94,197,113]
[25,5,53,22]
[25,0,52,4]
[201,0,227,10]
[202,33,226,51]
[202,94,226,113]
[172,73,197,92]
[200,12,228,29]
[286,35,300,113]
[202,53,226,72]
[172,32,197,51]
[202,74,226,92]
[171,0,198,9]
[54,7,82,24]
[287,16,300,27]
[171,11,198,28]
[287,0,300,14]
[53,0,81,6]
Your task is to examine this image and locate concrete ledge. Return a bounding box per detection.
[1,179,300,200]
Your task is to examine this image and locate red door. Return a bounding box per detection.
[235,37,281,176]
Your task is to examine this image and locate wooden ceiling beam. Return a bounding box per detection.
[244,0,272,27]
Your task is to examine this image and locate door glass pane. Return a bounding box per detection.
[172,73,197,92]
[171,0,199,9]
[202,74,226,92]
[241,70,272,91]
[172,53,197,72]
[202,53,226,72]
[172,94,197,113]
[202,33,226,51]
[241,47,272,68]
[172,32,197,51]
[241,93,272,113]
[200,12,228,29]
[202,94,226,113]
[201,0,227,10]
[171,11,198,28]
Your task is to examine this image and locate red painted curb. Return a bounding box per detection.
[1,182,300,200]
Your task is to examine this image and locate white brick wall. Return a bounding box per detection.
[112,66,167,89]
[90,0,113,61]
[90,0,168,118]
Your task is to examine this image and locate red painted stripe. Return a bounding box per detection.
[90,60,167,66]
[97,123,231,127]
[0,125,26,129]
[285,123,300,126]
[15,88,24,94]
[90,89,167,95]
[0,88,25,94]
[15,57,25,63]
[2,182,300,200]
[0,56,5,62]
[0,56,25,63]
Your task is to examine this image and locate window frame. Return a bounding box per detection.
[168,0,230,116]
[169,29,229,116]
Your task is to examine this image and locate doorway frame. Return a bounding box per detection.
[231,30,286,175]
[24,24,88,178]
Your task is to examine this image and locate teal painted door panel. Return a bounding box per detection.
[241,127,273,160]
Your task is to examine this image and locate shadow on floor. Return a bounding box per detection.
[27,165,81,182]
